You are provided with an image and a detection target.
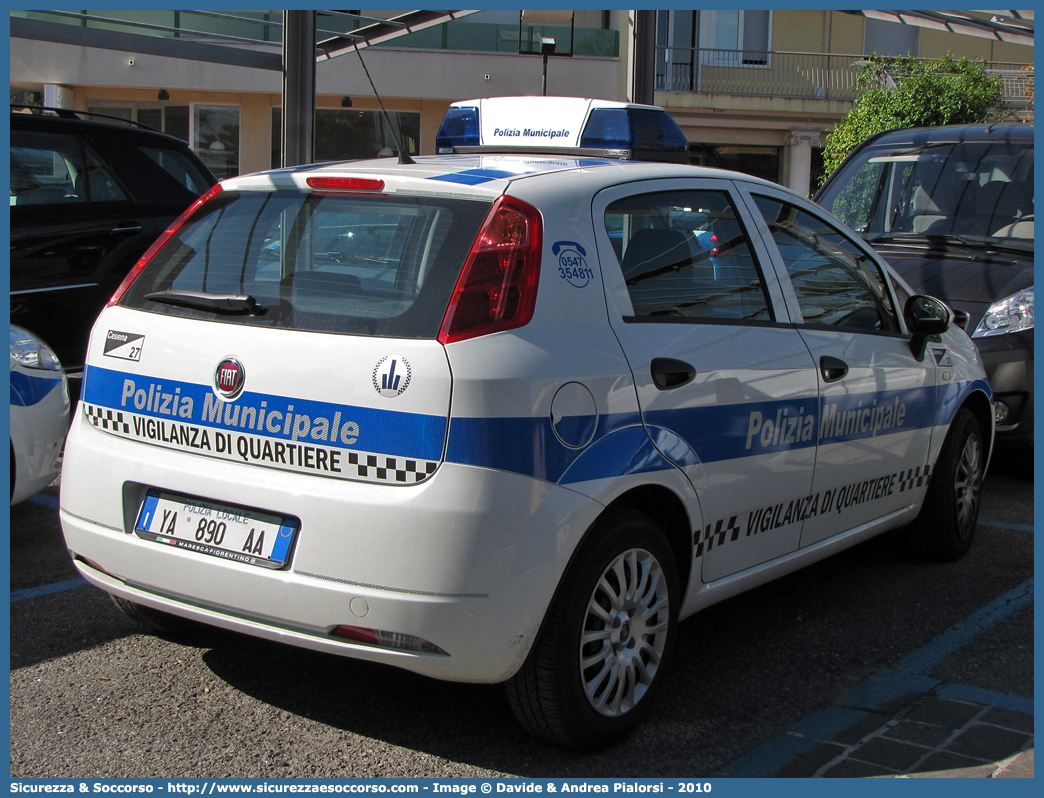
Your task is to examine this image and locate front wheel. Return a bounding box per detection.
[506,508,679,749]
[907,408,984,561]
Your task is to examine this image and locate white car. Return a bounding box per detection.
[60,97,992,748]
[11,325,70,504]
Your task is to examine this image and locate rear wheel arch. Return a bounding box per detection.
[605,484,693,593]
[506,503,681,747]
[520,483,693,674]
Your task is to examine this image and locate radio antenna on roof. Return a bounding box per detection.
[352,42,416,165]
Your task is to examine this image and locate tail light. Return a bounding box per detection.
[107,182,224,307]
[438,195,542,344]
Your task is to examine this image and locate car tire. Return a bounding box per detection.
[110,594,210,639]
[505,507,678,749]
[907,408,984,561]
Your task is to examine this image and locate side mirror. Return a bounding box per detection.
[905,295,952,362]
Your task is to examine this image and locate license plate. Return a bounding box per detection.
[134,490,298,569]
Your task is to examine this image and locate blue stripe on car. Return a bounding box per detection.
[9,370,62,407]
[426,169,517,185]
[81,365,447,462]
[446,384,971,483]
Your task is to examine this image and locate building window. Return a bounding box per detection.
[864,18,920,57]
[698,10,771,66]
[88,104,191,143]
[270,108,420,168]
[88,102,237,176]
[194,105,240,179]
[688,144,781,184]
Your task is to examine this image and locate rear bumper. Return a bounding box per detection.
[59,412,601,682]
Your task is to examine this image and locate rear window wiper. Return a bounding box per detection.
[144,290,266,315]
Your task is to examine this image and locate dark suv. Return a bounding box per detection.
[816,124,1033,447]
[10,106,217,387]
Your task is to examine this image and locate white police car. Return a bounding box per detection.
[60,97,992,748]
[11,325,70,504]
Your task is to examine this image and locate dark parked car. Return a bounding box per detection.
[10,106,217,388]
[816,124,1033,447]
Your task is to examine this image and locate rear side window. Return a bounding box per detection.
[10,130,127,206]
[120,190,491,338]
[605,189,773,322]
[139,146,213,195]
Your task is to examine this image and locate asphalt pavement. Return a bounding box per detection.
[8,448,1034,779]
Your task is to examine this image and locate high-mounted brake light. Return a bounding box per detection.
[438,195,542,344]
[107,182,224,307]
[306,176,385,192]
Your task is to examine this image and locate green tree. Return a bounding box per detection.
[821,54,1003,182]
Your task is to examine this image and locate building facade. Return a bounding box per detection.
[10,9,1033,195]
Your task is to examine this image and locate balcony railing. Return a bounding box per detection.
[657,47,1034,112]
[10,10,620,58]
[657,48,864,100]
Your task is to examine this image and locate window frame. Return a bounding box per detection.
[735,182,911,338]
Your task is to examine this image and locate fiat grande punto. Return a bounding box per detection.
[60,97,992,749]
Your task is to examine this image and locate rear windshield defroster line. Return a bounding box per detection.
[120,190,492,339]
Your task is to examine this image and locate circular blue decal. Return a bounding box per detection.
[553,240,594,288]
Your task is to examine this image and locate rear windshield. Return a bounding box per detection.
[120,190,491,338]
[819,137,1033,250]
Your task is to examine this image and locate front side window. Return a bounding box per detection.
[752,195,899,333]
[121,190,490,339]
[605,189,773,323]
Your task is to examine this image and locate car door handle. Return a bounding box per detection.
[651,358,696,390]
[820,355,849,383]
[111,223,143,234]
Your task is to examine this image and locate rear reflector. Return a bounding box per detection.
[107,182,224,307]
[331,625,448,655]
[306,176,385,192]
[438,195,542,344]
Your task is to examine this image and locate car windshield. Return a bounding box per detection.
[818,136,1033,251]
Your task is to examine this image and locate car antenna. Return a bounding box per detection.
[352,42,416,164]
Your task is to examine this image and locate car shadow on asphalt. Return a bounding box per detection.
[193,522,1034,776]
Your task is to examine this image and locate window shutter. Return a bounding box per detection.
[864,18,919,56]
[741,10,770,65]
